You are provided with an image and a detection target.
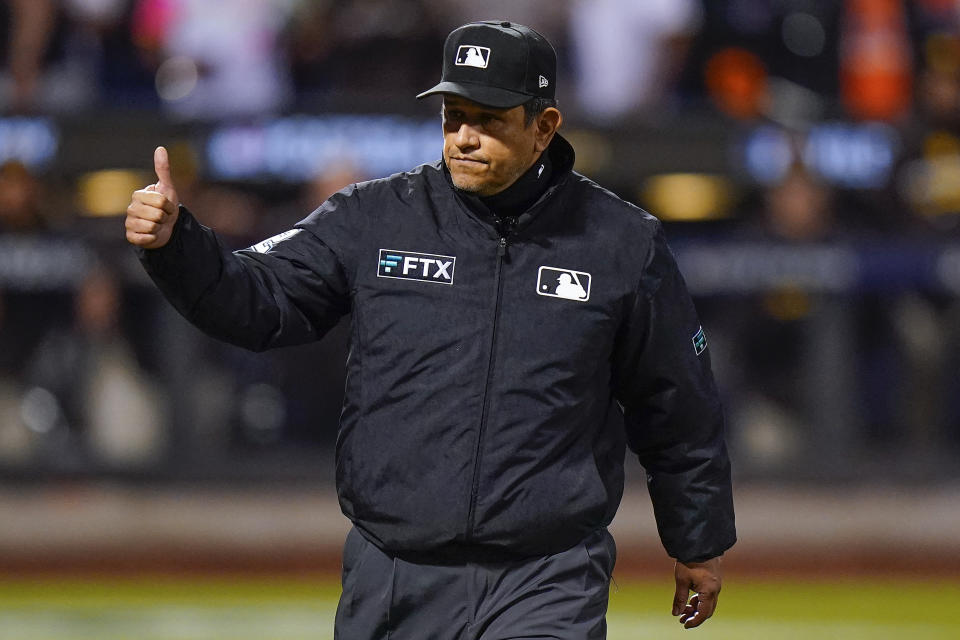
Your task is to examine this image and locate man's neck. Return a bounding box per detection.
[480,150,553,221]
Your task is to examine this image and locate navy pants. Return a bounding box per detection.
[334,527,616,640]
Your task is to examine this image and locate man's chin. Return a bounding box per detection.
[450,175,492,196]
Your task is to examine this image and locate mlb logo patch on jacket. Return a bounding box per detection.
[378,249,456,285]
[536,266,591,302]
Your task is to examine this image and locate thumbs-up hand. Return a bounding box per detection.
[152,145,179,207]
[125,146,181,249]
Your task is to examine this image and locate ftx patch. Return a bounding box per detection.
[378,249,455,285]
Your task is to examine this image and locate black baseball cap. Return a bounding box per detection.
[417,21,556,108]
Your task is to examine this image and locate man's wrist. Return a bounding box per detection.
[677,554,721,565]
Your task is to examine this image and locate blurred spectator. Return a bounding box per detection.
[723,166,852,471]
[0,292,19,462]
[431,1,569,63]
[190,184,262,249]
[897,10,960,225]
[919,36,960,128]
[839,0,913,122]
[0,289,38,465]
[432,0,568,35]
[761,164,835,242]
[264,156,368,230]
[569,0,702,122]
[1,0,136,113]
[681,1,843,124]
[132,0,296,119]
[897,28,960,228]
[304,160,365,209]
[703,46,769,120]
[1,0,960,482]
[0,161,43,232]
[891,9,960,453]
[1,0,55,111]
[67,0,156,107]
[24,263,165,468]
[287,0,444,106]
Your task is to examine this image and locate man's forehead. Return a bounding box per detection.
[442,95,514,112]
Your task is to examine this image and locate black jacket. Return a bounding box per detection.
[138,135,736,562]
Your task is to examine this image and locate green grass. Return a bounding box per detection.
[0,576,955,639]
[608,580,956,639]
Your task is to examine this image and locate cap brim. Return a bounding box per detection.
[416,81,532,109]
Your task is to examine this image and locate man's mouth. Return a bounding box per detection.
[451,156,488,165]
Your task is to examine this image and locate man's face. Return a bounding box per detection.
[442,96,540,197]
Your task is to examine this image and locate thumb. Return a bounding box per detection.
[153,146,176,199]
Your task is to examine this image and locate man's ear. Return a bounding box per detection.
[534,108,562,152]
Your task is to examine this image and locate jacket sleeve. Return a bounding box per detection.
[612,222,736,562]
[137,200,352,352]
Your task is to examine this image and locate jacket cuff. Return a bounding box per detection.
[135,205,225,316]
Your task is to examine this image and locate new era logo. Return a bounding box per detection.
[456,45,490,69]
[378,249,456,285]
[539,75,549,88]
[536,266,591,302]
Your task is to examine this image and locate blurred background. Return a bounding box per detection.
[2,0,960,637]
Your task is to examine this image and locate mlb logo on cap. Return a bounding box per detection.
[456,45,490,69]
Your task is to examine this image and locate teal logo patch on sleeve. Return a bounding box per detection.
[692,326,707,356]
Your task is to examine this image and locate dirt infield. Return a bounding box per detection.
[2,483,958,577]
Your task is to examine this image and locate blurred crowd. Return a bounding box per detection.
[0,0,953,124]
[2,0,960,480]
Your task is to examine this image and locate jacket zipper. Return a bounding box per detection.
[465,235,508,541]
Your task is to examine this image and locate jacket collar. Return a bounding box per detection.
[443,133,576,234]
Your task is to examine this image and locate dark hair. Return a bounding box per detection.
[523,97,558,126]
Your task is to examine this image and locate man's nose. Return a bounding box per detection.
[454,123,480,150]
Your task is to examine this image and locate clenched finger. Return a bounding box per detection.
[125,215,162,235]
[126,201,168,225]
[132,188,177,216]
[680,592,718,629]
[127,205,170,226]
[126,229,157,246]
[679,592,698,625]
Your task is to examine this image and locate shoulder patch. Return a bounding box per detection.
[250,229,301,254]
[692,326,707,356]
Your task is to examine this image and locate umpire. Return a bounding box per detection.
[126,21,735,639]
